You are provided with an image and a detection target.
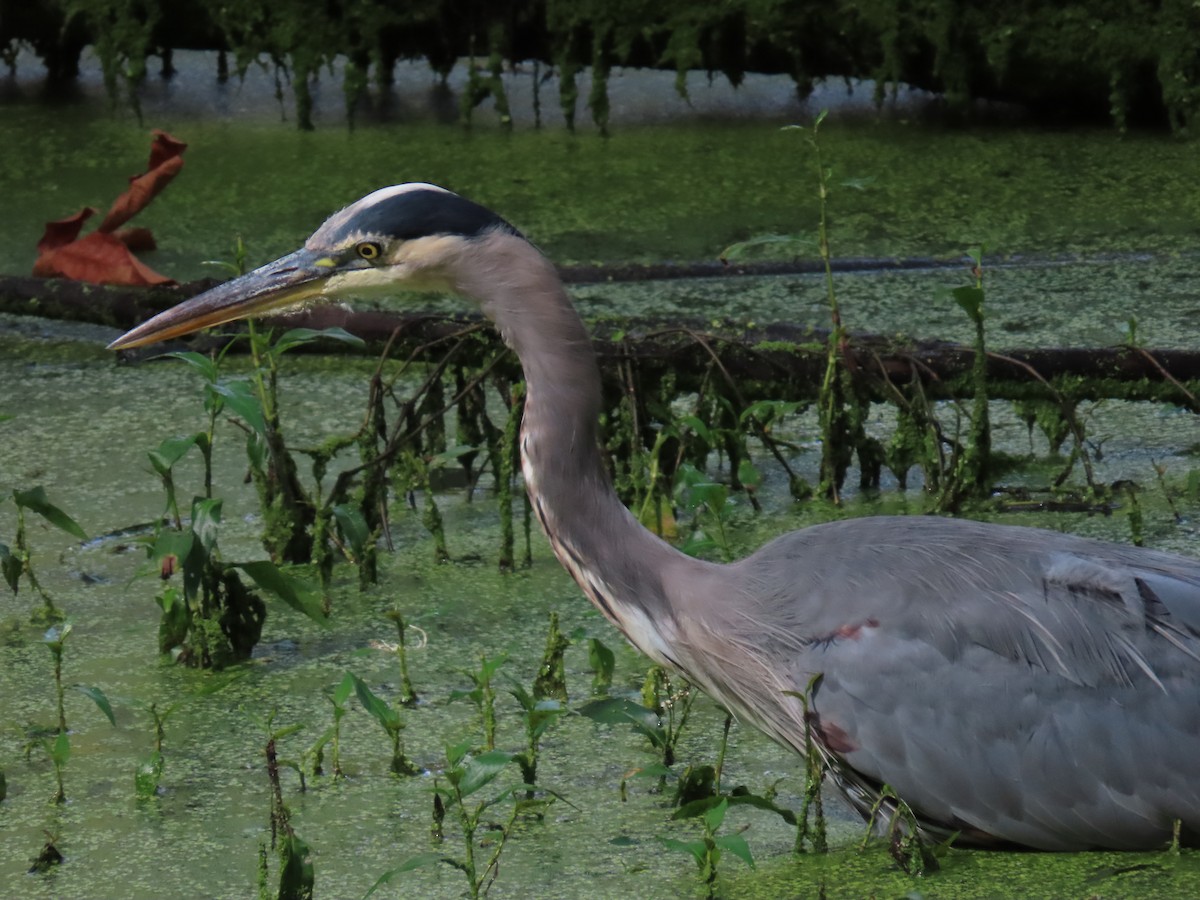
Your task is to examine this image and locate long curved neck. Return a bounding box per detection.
[449,232,704,666]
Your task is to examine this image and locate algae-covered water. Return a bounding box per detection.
[3,60,1200,899]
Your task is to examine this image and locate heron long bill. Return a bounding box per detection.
[107,247,336,350]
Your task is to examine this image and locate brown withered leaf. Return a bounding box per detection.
[33,130,186,285]
[115,226,158,252]
[98,130,188,234]
[36,207,98,255]
[33,232,175,286]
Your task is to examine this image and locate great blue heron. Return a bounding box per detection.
[110,183,1200,851]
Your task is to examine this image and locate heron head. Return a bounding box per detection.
[107,183,521,350]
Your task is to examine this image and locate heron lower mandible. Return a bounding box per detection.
[110,184,1200,851]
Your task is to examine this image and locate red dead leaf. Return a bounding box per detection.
[115,226,158,252]
[34,130,186,286]
[96,154,184,233]
[33,232,176,286]
[37,207,98,255]
[147,130,188,171]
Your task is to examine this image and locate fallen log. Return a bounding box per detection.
[3,273,1198,409]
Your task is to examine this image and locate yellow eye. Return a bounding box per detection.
[356,241,382,261]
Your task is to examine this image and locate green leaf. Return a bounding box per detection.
[587,638,615,693]
[50,730,71,767]
[278,833,314,898]
[659,836,706,866]
[737,459,763,491]
[678,416,712,444]
[349,674,401,730]
[212,380,266,434]
[1,543,18,594]
[190,497,222,554]
[147,434,201,475]
[724,790,798,825]
[13,487,87,540]
[428,445,479,468]
[457,750,515,798]
[627,762,674,780]
[445,738,473,769]
[577,698,664,748]
[947,285,985,323]
[271,327,365,357]
[235,560,327,623]
[74,685,116,726]
[331,672,355,706]
[165,351,219,384]
[703,797,729,832]
[673,795,726,821]
[331,504,369,560]
[715,832,755,868]
[720,233,815,262]
[739,399,802,424]
[361,854,446,897]
[135,750,164,798]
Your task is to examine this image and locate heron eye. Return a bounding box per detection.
[356,241,383,261]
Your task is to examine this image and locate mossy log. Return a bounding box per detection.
[3,273,1199,409]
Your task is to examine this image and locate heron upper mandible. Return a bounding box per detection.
[110,184,1200,851]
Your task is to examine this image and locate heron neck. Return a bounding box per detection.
[451,235,700,665]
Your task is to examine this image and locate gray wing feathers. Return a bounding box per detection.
[727,515,1200,849]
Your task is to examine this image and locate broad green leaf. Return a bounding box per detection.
[948,285,985,323]
[13,488,87,540]
[212,381,266,434]
[587,638,615,693]
[678,416,712,444]
[659,836,706,865]
[164,351,219,384]
[151,529,195,565]
[457,750,515,798]
[271,327,365,356]
[715,832,755,868]
[74,685,116,726]
[703,797,729,832]
[445,738,473,769]
[361,854,446,897]
[737,459,763,491]
[236,560,327,623]
[349,674,401,730]
[577,697,664,748]
[724,789,798,825]
[148,434,200,475]
[50,730,71,767]
[673,795,726,820]
[190,497,222,554]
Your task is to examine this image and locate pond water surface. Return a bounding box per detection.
[2,58,1200,899]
